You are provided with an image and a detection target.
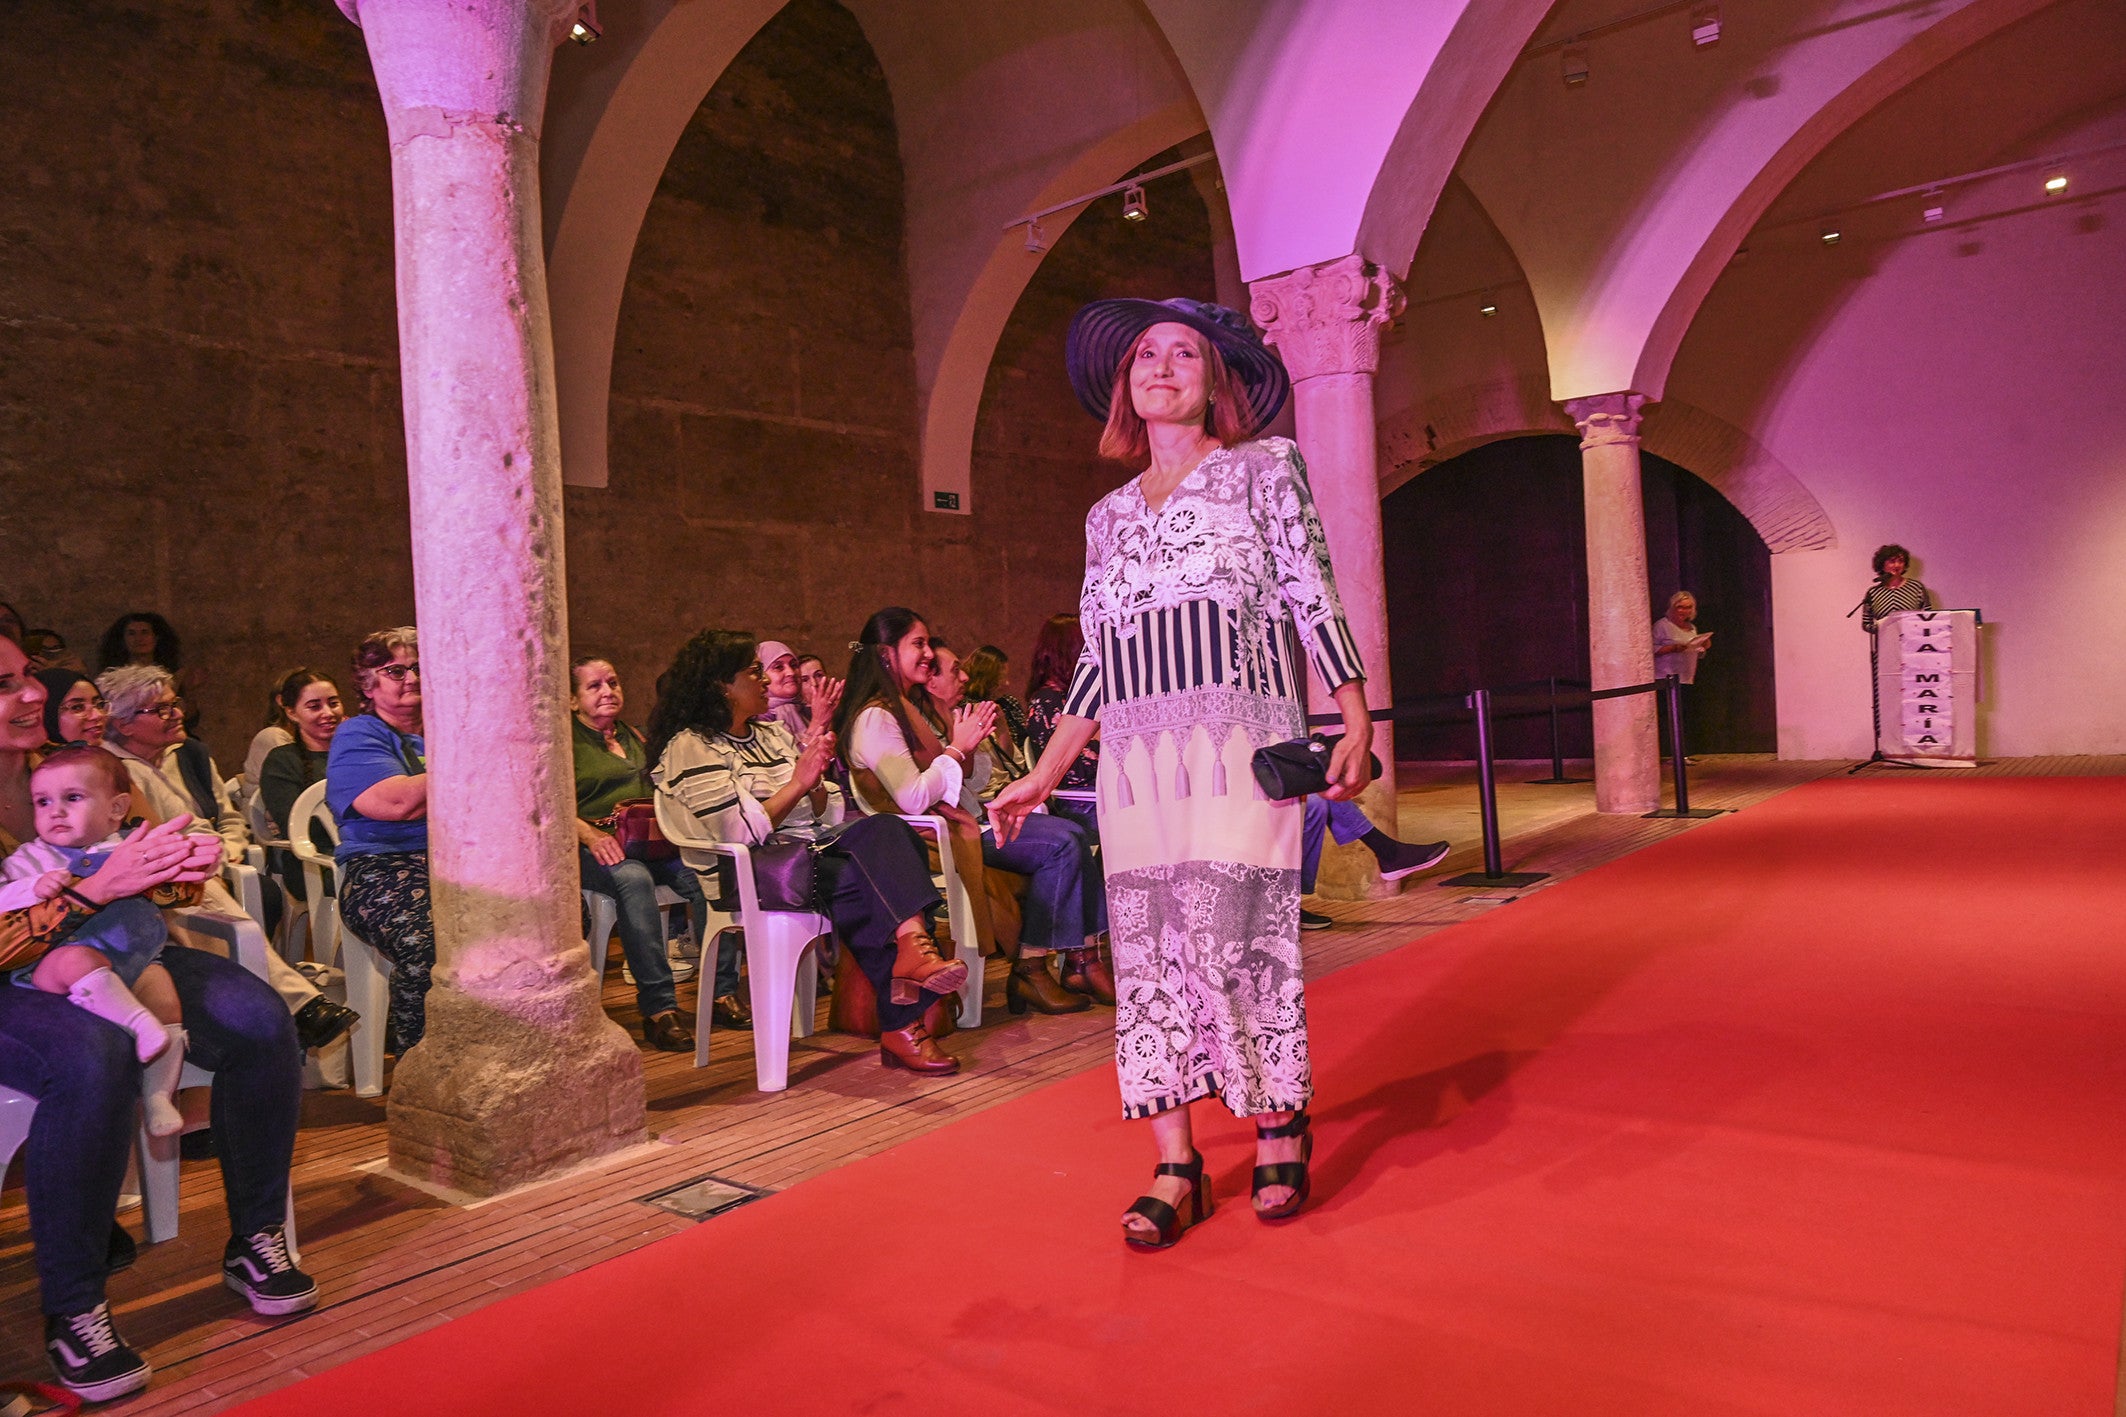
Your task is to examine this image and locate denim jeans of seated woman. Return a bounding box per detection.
[980,811,1107,952]
[1300,794,1374,895]
[577,850,732,1018]
[0,946,300,1315]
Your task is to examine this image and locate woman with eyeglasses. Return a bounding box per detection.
[38,670,109,748]
[326,627,436,1049]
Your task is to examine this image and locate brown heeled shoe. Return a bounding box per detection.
[921,991,963,1041]
[878,1021,959,1075]
[1006,957,1091,1015]
[890,931,969,1005]
[1058,947,1116,1006]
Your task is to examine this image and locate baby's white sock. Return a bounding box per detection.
[140,1026,187,1138]
[67,967,171,1064]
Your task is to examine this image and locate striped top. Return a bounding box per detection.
[652,722,844,845]
[1064,436,1364,719]
[1862,578,1932,635]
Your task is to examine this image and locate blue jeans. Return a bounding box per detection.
[0,945,300,1315]
[982,812,1107,953]
[578,850,726,1017]
[1300,795,1374,894]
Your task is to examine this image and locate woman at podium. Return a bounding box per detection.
[1861,544,1932,633]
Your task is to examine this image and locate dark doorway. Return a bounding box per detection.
[1381,435,1775,759]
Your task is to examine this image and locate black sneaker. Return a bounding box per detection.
[292,995,360,1051]
[1376,839,1452,882]
[1299,908,1334,931]
[223,1227,318,1316]
[45,1302,151,1402]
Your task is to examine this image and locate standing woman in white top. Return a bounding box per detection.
[989,297,1374,1249]
[1652,591,1710,685]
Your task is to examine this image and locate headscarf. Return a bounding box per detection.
[36,667,96,746]
[754,640,808,737]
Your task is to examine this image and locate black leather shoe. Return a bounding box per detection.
[293,996,360,1051]
[642,1010,695,1052]
[710,995,753,1031]
[1298,908,1334,931]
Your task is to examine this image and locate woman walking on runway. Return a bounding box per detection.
[989,297,1374,1248]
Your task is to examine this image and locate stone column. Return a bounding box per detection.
[1250,256,1406,899]
[1564,392,1660,814]
[340,0,644,1195]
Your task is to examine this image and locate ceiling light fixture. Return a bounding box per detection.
[2044,171,2068,194]
[1820,228,1841,246]
[1003,150,1218,250]
[1479,303,1498,317]
[1122,183,1149,222]
[567,3,600,43]
[1690,5,1721,47]
[1921,188,1946,224]
[1023,220,1049,254]
[1562,46,1590,87]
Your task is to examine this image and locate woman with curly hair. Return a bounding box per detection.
[650,628,966,1076]
[97,613,208,737]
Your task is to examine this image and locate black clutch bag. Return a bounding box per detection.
[714,834,823,914]
[1250,735,1384,801]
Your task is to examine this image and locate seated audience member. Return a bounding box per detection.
[569,655,725,1049]
[1297,797,1451,930]
[38,669,108,747]
[0,636,316,1402]
[326,627,436,1049]
[259,671,345,901]
[100,667,354,1050]
[4,747,189,1136]
[1023,613,1101,837]
[929,641,1111,1006]
[238,672,316,818]
[0,601,24,645]
[834,608,1104,1015]
[651,629,966,1074]
[937,644,1029,804]
[97,612,207,736]
[962,644,1029,751]
[796,653,829,724]
[755,641,809,738]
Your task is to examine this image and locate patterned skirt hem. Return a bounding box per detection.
[1120,1070,1313,1122]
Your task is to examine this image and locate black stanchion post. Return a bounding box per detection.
[1446,686,1548,888]
[1527,674,1588,785]
[1645,674,1723,820]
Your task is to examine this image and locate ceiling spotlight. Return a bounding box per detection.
[1691,4,1721,47]
[1562,46,1590,87]
[1478,303,1498,317]
[1920,187,1946,224]
[567,4,600,43]
[2044,171,2068,194]
[1023,220,1048,254]
[1820,228,1841,246]
[1121,184,1148,222]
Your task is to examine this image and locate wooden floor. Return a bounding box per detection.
[4,754,2120,1411]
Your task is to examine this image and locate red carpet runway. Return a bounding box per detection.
[236,777,2126,1415]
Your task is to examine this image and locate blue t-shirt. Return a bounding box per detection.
[326,713,429,860]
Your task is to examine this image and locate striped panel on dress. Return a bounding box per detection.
[1096,600,1308,707]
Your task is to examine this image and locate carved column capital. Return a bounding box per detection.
[1249,255,1406,381]
[1564,391,1648,449]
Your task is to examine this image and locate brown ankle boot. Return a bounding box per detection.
[1007,957,1091,1015]
[879,1021,959,1075]
[1059,947,1116,1006]
[890,931,969,1005]
[921,991,963,1041]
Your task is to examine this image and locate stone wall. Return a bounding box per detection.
[0,0,1210,751]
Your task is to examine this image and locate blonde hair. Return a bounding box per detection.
[1666,591,1697,621]
[1098,326,1250,464]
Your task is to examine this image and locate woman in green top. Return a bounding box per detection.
[570,657,730,1051]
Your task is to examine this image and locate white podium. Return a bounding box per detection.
[1874,609,1981,767]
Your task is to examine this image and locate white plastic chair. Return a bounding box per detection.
[896,813,986,1029]
[582,884,686,987]
[246,788,310,964]
[289,782,392,1098]
[653,797,827,1092]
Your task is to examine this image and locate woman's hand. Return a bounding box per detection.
[985,773,1048,846]
[805,675,845,726]
[1322,681,1374,802]
[793,730,836,792]
[74,817,220,904]
[949,701,996,757]
[578,821,626,869]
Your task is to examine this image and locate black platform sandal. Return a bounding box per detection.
[1122,1150,1214,1251]
[1251,1112,1313,1222]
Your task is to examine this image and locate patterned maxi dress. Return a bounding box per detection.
[1063,436,1365,1119]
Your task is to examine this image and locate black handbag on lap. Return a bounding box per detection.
[1250,735,1385,801]
[714,834,825,914]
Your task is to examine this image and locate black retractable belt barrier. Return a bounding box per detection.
[1441,687,1549,889]
[1644,674,1725,820]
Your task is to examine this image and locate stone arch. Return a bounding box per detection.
[1377,395,1835,553]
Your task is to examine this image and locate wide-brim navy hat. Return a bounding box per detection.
[1066,297,1289,436]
